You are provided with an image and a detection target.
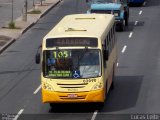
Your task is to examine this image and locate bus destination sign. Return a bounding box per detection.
[46,38,98,47]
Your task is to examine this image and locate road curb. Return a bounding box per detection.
[21,0,61,34]
[39,0,61,19]
[0,38,16,54]
[21,22,35,34]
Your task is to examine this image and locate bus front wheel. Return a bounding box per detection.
[49,103,54,108]
[96,102,104,108]
[110,68,115,90]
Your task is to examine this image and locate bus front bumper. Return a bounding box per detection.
[42,89,105,103]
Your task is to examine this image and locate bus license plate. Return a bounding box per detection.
[68,94,77,98]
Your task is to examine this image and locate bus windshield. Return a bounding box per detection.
[43,49,101,79]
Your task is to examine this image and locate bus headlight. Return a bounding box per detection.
[43,83,54,91]
[91,82,103,90]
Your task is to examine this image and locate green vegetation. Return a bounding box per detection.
[8,21,16,29]
[27,9,41,14]
[8,21,21,29]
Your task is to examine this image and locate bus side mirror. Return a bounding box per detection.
[35,45,42,64]
[103,50,109,61]
[35,52,40,64]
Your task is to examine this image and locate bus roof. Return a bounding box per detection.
[44,14,115,39]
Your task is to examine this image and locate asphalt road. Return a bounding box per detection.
[0,0,160,120]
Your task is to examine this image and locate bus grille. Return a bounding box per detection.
[59,95,86,100]
[57,83,88,88]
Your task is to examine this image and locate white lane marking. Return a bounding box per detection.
[129,32,133,38]
[143,1,146,6]
[139,10,143,15]
[33,85,42,94]
[117,62,119,67]
[121,45,127,53]
[91,110,98,120]
[13,109,24,120]
[135,21,138,26]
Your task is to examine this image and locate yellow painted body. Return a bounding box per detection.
[42,89,105,103]
[40,14,117,104]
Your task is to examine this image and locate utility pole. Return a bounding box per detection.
[33,0,35,9]
[41,0,42,6]
[22,0,28,21]
[11,0,13,23]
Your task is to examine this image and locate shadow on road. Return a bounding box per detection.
[145,0,160,7]
[129,3,144,7]
[49,75,143,113]
[49,103,98,113]
[100,75,143,112]
[117,20,145,32]
[128,21,145,28]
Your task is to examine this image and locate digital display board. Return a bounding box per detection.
[48,70,72,77]
[46,38,98,47]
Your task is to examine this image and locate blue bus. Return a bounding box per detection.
[128,0,145,5]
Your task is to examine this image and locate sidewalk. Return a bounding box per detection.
[0,0,61,53]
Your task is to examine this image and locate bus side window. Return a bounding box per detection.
[111,27,114,48]
[107,33,111,55]
[110,30,113,51]
[113,26,116,45]
[104,38,107,50]
[103,40,107,67]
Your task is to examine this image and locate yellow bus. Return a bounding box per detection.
[35,14,117,107]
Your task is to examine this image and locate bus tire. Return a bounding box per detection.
[110,66,115,90]
[49,103,54,108]
[119,20,125,31]
[125,15,128,26]
[96,102,104,108]
[124,12,129,26]
[110,80,115,90]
